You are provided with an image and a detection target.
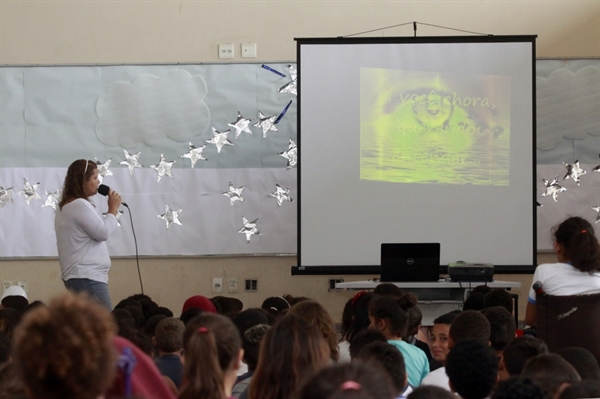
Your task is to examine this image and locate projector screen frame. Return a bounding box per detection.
[292,35,538,276]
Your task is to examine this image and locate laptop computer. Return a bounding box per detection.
[380,243,441,282]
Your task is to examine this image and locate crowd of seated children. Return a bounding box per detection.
[3,212,600,399]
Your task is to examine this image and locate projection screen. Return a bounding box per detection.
[295,35,537,274]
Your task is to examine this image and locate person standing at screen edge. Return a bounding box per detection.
[525,216,600,327]
[55,159,122,309]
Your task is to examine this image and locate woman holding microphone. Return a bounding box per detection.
[55,159,122,309]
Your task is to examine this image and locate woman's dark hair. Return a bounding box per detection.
[405,303,423,339]
[179,313,241,399]
[369,294,417,338]
[373,283,404,297]
[59,159,97,210]
[288,300,339,362]
[340,298,354,339]
[345,292,375,342]
[249,313,330,399]
[294,361,395,399]
[553,216,600,273]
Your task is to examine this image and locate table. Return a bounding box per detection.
[336,279,521,325]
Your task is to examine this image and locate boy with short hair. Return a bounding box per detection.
[153,317,185,388]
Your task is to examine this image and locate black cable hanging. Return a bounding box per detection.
[123,206,144,294]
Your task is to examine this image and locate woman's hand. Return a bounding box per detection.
[107,189,122,215]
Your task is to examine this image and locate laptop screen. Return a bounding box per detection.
[381,243,441,282]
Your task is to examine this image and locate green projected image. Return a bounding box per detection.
[360,68,511,185]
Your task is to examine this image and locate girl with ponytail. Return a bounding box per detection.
[368,294,429,387]
[525,216,600,327]
[179,313,243,399]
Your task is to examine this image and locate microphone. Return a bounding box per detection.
[532,281,543,295]
[98,184,128,207]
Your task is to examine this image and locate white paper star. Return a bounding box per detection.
[279,139,297,169]
[278,65,297,96]
[158,205,183,229]
[222,182,245,206]
[120,150,143,176]
[592,207,600,224]
[269,184,293,206]
[238,217,260,242]
[95,158,113,183]
[0,186,14,208]
[541,176,567,202]
[42,189,62,210]
[563,160,587,186]
[206,128,234,153]
[253,111,278,138]
[181,143,207,168]
[228,112,253,139]
[103,210,124,227]
[150,154,175,182]
[19,179,41,205]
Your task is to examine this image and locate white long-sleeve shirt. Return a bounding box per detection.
[55,198,117,283]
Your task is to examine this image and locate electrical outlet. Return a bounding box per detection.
[218,44,234,59]
[328,278,344,291]
[245,279,258,292]
[212,277,223,293]
[3,281,13,292]
[228,278,238,293]
[17,280,27,293]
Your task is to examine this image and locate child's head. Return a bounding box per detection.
[13,292,117,399]
[499,336,548,379]
[368,294,416,339]
[288,300,339,362]
[179,313,242,399]
[553,216,600,272]
[349,328,388,360]
[295,361,396,399]
[448,310,491,346]
[356,342,407,396]
[481,306,516,353]
[153,317,185,354]
[428,311,459,364]
[250,313,330,399]
[445,339,499,399]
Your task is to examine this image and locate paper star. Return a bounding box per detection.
[103,210,124,227]
[592,207,600,224]
[238,217,260,242]
[278,65,297,96]
[19,179,41,205]
[269,184,293,206]
[228,112,253,139]
[222,182,245,206]
[563,160,587,186]
[592,154,600,172]
[253,111,278,138]
[42,189,62,210]
[150,154,175,182]
[279,139,297,169]
[95,158,113,183]
[158,205,183,229]
[120,150,143,176]
[0,186,14,208]
[181,143,207,168]
[206,128,234,153]
[541,176,567,202]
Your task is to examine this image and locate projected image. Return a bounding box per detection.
[360,68,511,185]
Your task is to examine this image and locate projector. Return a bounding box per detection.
[448,262,494,282]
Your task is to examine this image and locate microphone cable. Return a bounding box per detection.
[122,204,144,295]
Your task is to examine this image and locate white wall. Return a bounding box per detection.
[1,1,598,321]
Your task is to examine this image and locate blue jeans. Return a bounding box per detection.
[64,278,112,310]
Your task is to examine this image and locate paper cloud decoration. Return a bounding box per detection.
[536,66,600,151]
[95,69,210,148]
